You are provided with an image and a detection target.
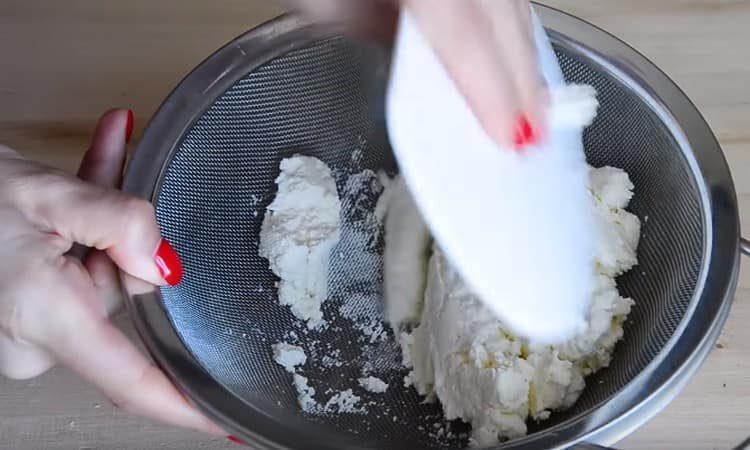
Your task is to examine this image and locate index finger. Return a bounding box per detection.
[404,0,521,148]
[483,0,547,135]
[77,109,130,187]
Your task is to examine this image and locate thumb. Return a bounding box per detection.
[17,163,182,288]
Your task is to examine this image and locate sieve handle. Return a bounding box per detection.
[741,238,750,256]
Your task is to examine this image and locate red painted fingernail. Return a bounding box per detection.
[125,109,134,143]
[227,436,247,445]
[153,239,183,286]
[513,115,537,150]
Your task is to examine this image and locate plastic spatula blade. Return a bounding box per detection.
[385,8,595,343]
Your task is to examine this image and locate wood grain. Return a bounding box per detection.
[1,0,749,449]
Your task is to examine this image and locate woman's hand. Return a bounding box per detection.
[290,0,545,149]
[0,110,222,436]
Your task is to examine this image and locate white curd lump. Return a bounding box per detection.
[259,155,341,329]
[272,342,307,373]
[381,167,640,446]
[359,375,389,393]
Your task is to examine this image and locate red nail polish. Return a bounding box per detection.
[227,436,247,445]
[153,239,183,286]
[513,115,536,150]
[125,109,134,143]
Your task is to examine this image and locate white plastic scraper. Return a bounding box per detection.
[386,7,599,343]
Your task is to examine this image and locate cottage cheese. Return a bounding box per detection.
[386,167,640,446]
[259,155,341,329]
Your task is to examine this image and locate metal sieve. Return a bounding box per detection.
[122,4,747,449]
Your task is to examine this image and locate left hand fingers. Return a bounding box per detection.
[85,249,123,316]
[404,0,525,148]
[26,261,222,437]
[0,331,55,380]
[78,108,134,316]
[77,108,131,186]
[0,109,135,380]
[482,0,548,138]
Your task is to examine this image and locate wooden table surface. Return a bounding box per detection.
[1,1,749,449]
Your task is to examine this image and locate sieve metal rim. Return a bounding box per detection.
[121,4,742,449]
[123,14,360,450]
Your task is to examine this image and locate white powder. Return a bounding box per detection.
[271,344,355,414]
[259,155,341,329]
[288,372,366,415]
[338,293,388,344]
[264,161,394,418]
[293,374,319,414]
[324,389,365,414]
[285,331,298,341]
[360,320,387,344]
[384,167,641,446]
[358,338,404,377]
[358,376,389,393]
[272,342,307,373]
[322,354,343,368]
[327,170,402,370]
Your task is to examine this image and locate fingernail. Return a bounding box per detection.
[227,436,247,445]
[153,239,183,286]
[125,109,134,143]
[513,115,537,150]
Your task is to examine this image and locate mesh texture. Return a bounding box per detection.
[154,37,703,448]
